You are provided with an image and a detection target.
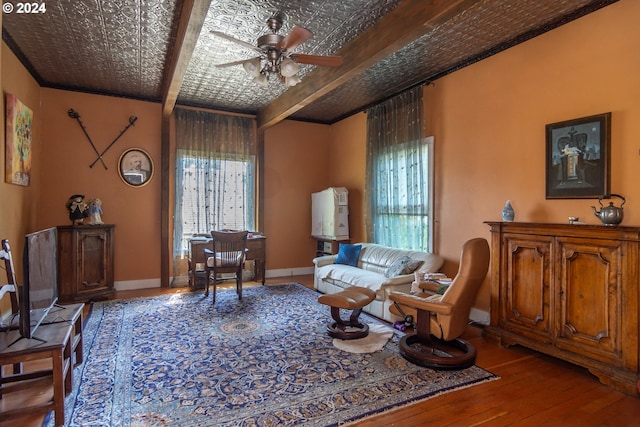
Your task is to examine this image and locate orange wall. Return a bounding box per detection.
[2,0,637,301]
[38,89,162,283]
[326,0,640,312]
[263,120,331,270]
[428,0,639,310]
[0,42,42,281]
[328,112,367,243]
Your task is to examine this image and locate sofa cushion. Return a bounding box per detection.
[357,244,442,276]
[316,264,389,293]
[385,255,423,278]
[334,243,362,267]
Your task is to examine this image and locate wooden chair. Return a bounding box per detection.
[389,238,490,369]
[1,239,23,374]
[0,239,20,332]
[204,230,248,303]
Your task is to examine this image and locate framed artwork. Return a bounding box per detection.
[5,94,33,186]
[545,112,611,199]
[118,148,154,187]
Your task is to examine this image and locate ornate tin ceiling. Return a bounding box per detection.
[2,0,617,125]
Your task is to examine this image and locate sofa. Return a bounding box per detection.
[313,243,444,322]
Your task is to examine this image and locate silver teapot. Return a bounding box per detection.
[592,194,625,226]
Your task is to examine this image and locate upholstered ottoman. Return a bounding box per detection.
[318,286,376,340]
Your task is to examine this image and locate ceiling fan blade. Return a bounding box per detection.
[211,31,262,54]
[276,25,312,51]
[291,54,343,67]
[215,57,260,68]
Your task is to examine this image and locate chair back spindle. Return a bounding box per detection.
[204,230,249,303]
[1,239,20,330]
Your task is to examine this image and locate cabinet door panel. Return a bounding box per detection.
[555,238,621,365]
[57,225,114,302]
[501,234,553,343]
[78,232,109,291]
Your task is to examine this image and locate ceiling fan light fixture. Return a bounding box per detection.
[285,75,302,87]
[243,58,262,77]
[280,58,299,77]
[214,16,342,89]
[253,73,269,87]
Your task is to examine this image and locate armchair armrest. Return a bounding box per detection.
[381,274,415,286]
[313,255,337,267]
[389,291,453,315]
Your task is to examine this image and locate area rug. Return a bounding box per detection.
[332,324,393,354]
[45,283,498,427]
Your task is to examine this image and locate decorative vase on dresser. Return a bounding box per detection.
[57,224,115,302]
[484,221,640,396]
[501,200,515,221]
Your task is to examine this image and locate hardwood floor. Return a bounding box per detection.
[2,275,639,426]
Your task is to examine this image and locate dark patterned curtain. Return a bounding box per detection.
[364,86,432,250]
[172,108,256,285]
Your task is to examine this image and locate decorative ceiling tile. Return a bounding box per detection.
[3,0,177,99]
[2,0,617,124]
[176,0,402,113]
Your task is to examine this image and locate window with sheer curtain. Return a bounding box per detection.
[172,108,256,282]
[365,86,434,251]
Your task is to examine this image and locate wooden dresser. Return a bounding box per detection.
[57,225,115,303]
[485,221,639,396]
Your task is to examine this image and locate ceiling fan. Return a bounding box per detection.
[212,15,343,87]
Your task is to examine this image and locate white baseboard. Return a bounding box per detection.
[114,268,315,291]
[115,278,161,291]
[265,266,314,278]
[469,307,490,326]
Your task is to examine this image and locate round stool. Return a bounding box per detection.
[318,286,376,340]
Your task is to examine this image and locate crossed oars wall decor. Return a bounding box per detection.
[68,108,138,169]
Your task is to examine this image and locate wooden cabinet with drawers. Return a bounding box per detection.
[57,225,115,302]
[485,221,639,396]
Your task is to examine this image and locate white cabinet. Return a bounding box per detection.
[311,187,349,240]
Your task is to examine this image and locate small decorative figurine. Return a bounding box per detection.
[87,198,104,225]
[66,194,88,225]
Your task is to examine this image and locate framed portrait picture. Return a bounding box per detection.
[545,112,611,199]
[118,148,154,187]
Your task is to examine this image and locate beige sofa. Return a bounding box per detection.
[313,243,444,322]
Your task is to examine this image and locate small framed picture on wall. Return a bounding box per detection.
[545,112,611,199]
[118,148,154,187]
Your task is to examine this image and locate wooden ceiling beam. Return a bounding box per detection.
[161,0,212,118]
[160,1,211,288]
[257,0,482,130]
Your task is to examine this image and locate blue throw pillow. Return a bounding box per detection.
[334,243,362,267]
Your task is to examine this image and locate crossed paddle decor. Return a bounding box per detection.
[68,108,138,169]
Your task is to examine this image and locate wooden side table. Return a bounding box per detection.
[246,235,266,285]
[0,303,83,427]
[314,237,349,257]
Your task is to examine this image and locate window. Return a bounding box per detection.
[175,152,255,255]
[365,87,433,251]
[370,138,433,251]
[172,109,256,263]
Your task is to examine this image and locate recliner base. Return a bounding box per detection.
[326,321,370,340]
[398,334,477,370]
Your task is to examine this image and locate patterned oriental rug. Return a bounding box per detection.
[45,283,498,427]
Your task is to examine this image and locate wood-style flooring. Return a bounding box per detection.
[2,275,639,427]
